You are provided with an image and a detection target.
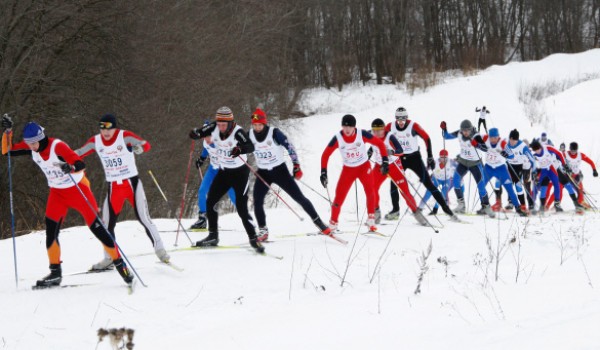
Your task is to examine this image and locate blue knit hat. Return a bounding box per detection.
[23,122,45,143]
[489,128,500,137]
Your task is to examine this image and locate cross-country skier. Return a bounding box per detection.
[481,128,528,216]
[386,107,459,221]
[190,121,236,231]
[418,149,463,216]
[74,114,170,270]
[493,129,535,212]
[529,140,583,213]
[535,132,554,146]
[563,142,598,207]
[188,106,264,253]
[1,116,133,287]
[441,119,495,217]
[248,108,332,241]
[320,114,388,232]
[475,106,490,133]
[369,118,427,226]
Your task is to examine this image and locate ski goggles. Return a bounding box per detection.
[99,121,114,129]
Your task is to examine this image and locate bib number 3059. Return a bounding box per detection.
[104,158,123,168]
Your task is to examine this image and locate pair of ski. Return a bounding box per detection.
[176,245,285,260]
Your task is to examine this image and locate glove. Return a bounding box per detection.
[500,150,509,158]
[132,144,144,155]
[427,157,435,170]
[381,160,389,175]
[59,162,74,174]
[189,128,202,140]
[563,163,572,174]
[293,163,303,180]
[440,121,447,130]
[593,169,598,177]
[230,146,241,158]
[195,157,205,169]
[320,169,328,188]
[1,114,13,130]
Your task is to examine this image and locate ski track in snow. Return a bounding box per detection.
[2,49,600,349]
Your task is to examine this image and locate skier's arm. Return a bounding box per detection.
[580,152,596,170]
[442,130,459,140]
[388,134,404,155]
[124,130,151,152]
[523,146,536,166]
[55,142,86,172]
[74,136,97,158]
[501,140,514,159]
[273,128,299,164]
[321,135,339,170]
[472,134,488,152]
[233,129,254,154]
[412,122,433,158]
[475,107,481,112]
[2,131,31,156]
[362,130,388,163]
[548,146,566,165]
[189,122,217,139]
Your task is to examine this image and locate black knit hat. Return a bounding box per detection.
[570,142,578,151]
[341,114,356,127]
[371,118,385,130]
[99,113,117,129]
[530,140,542,151]
[509,129,519,140]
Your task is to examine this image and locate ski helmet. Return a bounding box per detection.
[395,107,408,120]
[460,119,473,130]
[341,114,356,127]
[99,113,117,129]
[569,142,578,152]
[509,129,519,140]
[23,122,45,143]
[371,118,385,130]
[215,106,234,122]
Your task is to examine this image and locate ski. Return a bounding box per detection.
[254,250,284,260]
[32,283,96,290]
[157,261,184,272]
[360,231,389,237]
[64,267,113,277]
[127,280,137,295]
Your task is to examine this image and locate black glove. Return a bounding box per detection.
[381,160,389,175]
[440,121,447,130]
[59,162,74,174]
[427,157,435,170]
[195,157,205,169]
[500,150,509,158]
[320,169,328,188]
[1,114,13,130]
[563,163,572,174]
[189,128,202,140]
[230,146,241,158]
[478,144,488,152]
[593,169,598,177]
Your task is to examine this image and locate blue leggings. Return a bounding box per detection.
[484,164,520,206]
[420,178,463,209]
[198,166,235,213]
[454,162,489,205]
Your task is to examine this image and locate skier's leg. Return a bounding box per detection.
[252,169,272,228]
[331,166,358,223]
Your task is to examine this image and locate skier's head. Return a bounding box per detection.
[482,106,486,111]
[439,149,448,163]
[99,113,118,140]
[23,122,48,152]
[509,129,519,146]
[488,128,500,143]
[341,114,356,136]
[569,142,578,154]
[251,108,268,133]
[215,106,234,133]
[395,107,408,127]
[371,118,385,138]
[530,139,542,154]
[460,119,473,137]
[559,143,566,152]
[541,132,548,142]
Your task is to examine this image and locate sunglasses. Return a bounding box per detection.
[99,121,113,129]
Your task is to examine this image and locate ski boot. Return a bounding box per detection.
[36,264,62,287]
[515,205,528,217]
[384,210,399,220]
[249,237,265,254]
[314,218,333,236]
[554,201,564,212]
[90,257,113,271]
[374,208,382,224]
[505,203,514,210]
[428,207,438,216]
[453,198,466,214]
[570,194,585,214]
[449,214,462,223]
[491,199,502,212]
[413,209,428,226]
[366,214,377,232]
[155,247,170,263]
[114,258,134,284]
[257,227,269,242]
[195,232,219,247]
[328,220,339,233]
[476,204,496,218]
[189,213,207,231]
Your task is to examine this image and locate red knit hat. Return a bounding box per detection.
[439,149,449,157]
[251,108,267,124]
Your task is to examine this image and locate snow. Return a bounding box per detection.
[2,49,600,349]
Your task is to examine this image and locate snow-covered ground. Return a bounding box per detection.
[2,50,600,349]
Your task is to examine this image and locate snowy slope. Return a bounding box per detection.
[2,50,600,350]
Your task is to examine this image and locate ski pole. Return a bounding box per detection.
[239,156,304,221]
[175,140,195,246]
[354,180,359,222]
[65,172,147,287]
[5,128,18,288]
[148,170,194,245]
[298,179,329,203]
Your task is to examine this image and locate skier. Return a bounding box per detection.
[1,116,133,287]
[475,106,490,133]
[248,108,332,241]
[418,149,463,216]
[320,114,389,232]
[190,121,236,231]
[481,128,528,216]
[386,107,459,221]
[535,132,554,146]
[440,119,495,217]
[563,142,598,206]
[494,129,535,211]
[521,139,536,209]
[75,113,170,270]
[369,118,427,226]
[529,140,583,213]
[188,106,264,253]
[559,143,566,153]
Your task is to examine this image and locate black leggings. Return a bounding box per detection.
[253,163,320,227]
[206,166,256,238]
[478,118,487,133]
